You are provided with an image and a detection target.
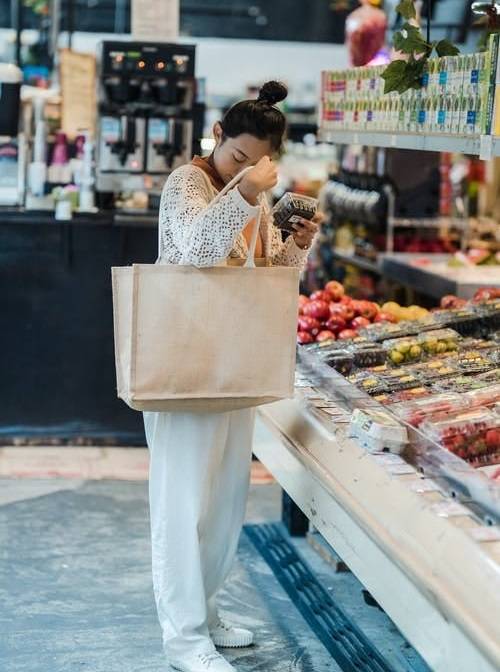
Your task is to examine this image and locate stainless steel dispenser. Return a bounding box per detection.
[96,41,196,201]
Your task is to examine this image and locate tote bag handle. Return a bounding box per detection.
[159,165,262,269]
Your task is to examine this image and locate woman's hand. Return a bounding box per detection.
[292,210,325,250]
[239,157,278,205]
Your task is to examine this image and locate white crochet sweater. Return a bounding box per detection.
[158,164,310,268]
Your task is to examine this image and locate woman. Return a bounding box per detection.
[144,81,321,672]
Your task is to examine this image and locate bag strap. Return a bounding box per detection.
[209,166,262,269]
[169,164,262,268]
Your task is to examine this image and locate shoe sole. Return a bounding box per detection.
[211,635,254,648]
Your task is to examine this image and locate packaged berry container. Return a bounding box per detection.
[380,369,423,391]
[347,342,387,368]
[420,408,500,460]
[272,192,318,233]
[473,300,500,334]
[361,322,419,343]
[414,359,457,383]
[455,351,495,374]
[433,309,483,337]
[458,338,497,353]
[478,368,500,384]
[386,387,433,404]
[347,371,389,395]
[464,383,500,408]
[320,349,354,375]
[391,392,465,427]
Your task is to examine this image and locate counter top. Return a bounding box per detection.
[0,207,158,228]
[381,253,500,299]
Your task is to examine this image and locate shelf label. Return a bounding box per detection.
[469,526,500,543]
[480,134,493,161]
[431,500,470,518]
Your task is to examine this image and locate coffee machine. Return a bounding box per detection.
[96,41,197,202]
[0,63,24,206]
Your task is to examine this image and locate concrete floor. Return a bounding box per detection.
[0,420,428,672]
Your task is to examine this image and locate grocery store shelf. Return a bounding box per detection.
[319,129,500,156]
[332,249,382,274]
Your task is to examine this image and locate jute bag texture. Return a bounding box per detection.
[112,167,300,413]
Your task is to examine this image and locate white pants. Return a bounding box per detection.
[144,408,256,660]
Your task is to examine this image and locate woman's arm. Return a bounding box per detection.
[159,165,260,267]
[269,211,322,268]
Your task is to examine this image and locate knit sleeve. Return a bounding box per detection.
[159,165,260,267]
[268,215,311,269]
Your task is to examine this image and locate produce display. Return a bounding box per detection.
[298,280,500,467]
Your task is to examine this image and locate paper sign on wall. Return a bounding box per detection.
[132,0,179,41]
[60,49,96,139]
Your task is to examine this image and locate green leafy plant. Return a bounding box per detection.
[381,0,460,94]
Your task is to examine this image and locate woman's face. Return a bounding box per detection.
[211,122,274,184]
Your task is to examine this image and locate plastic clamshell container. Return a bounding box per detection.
[455,350,495,374]
[350,408,408,453]
[347,342,386,368]
[320,349,354,375]
[272,192,318,232]
[391,392,465,426]
[347,371,389,395]
[420,408,499,442]
[464,383,500,408]
[384,328,460,365]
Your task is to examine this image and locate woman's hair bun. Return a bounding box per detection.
[257,80,288,106]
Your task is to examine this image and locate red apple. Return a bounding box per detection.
[340,295,353,305]
[357,300,379,320]
[298,316,321,335]
[351,316,371,329]
[374,311,397,324]
[338,328,358,340]
[473,287,500,302]
[331,303,355,322]
[316,330,336,342]
[440,294,459,309]
[325,280,345,302]
[297,331,314,345]
[303,299,330,321]
[310,290,332,303]
[325,315,347,334]
[298,295,309,315]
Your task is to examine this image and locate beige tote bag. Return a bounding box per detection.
[111,168,300,413]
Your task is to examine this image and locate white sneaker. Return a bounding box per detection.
[170,650,236,672]
[209,618,254,648]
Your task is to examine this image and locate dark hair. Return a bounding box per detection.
[220,80,288,153]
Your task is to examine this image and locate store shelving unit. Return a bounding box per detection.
[256,355,500,672]
[331,249,382,274]
[319,129,500,158]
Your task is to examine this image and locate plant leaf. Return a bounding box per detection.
[393,22,430,54]
[395,0,416,20]
[435,39,460,56]
[381,59,410,94]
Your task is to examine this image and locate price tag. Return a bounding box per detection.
[353,132,359,145]
[384,463,416,475]
[431,500,470,518]
[469,526,500,543]
[372,453,405,465]
[408,478,442,493]
[391,134,397,147]
[479,134,493,161]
